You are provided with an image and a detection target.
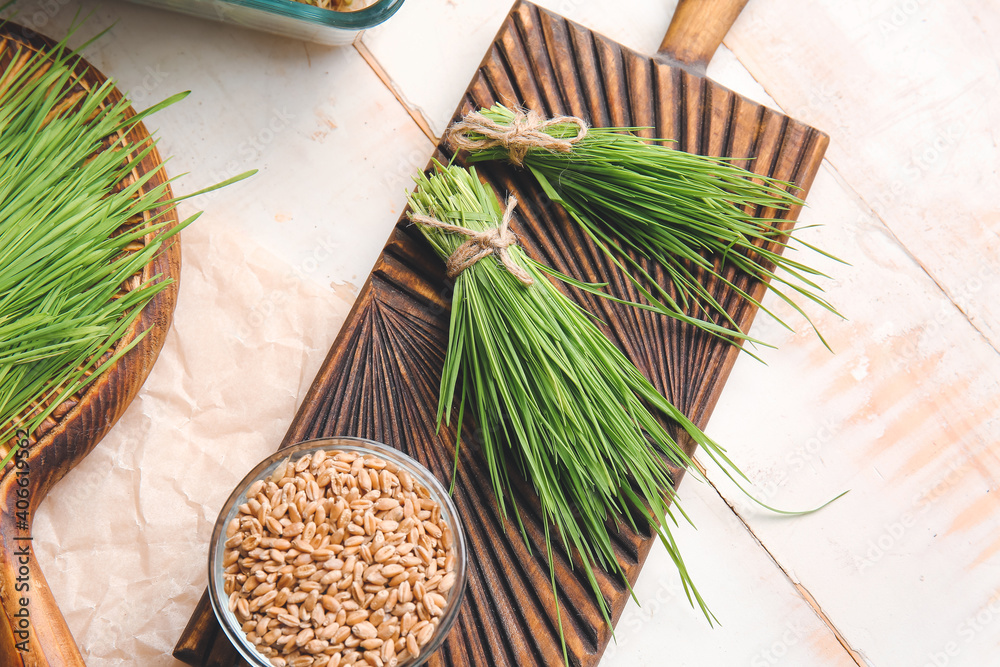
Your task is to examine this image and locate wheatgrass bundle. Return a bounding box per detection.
[449,104,841,347]
[0,30,250,462]
[407,163,777,659]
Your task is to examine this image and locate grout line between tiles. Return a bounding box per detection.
[822,159,1000,359]
[694,458,871,666]
[354,36,438,144]
[792,582,870,666]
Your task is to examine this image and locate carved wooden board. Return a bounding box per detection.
[0,22,182,667]
[175,1,828,665]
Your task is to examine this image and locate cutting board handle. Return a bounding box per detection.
[0,466,87,667]
[657,0,750,73]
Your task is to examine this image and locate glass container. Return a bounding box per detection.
[208,436,468,666]
[127,0,405,45]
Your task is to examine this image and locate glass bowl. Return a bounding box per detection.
[126,0,405,45]
[208,437,468,667]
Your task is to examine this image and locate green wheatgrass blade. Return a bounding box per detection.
[455,103,844,350]
[0,28,254,452]
[406,163,775,662]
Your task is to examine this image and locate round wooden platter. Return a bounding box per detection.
[0,23,182,667]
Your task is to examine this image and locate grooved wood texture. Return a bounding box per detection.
[0,24,182,667]
[175,2,828,665]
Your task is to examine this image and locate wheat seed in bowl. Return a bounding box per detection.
[222,449,458,667]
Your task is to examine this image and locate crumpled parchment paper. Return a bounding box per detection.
[30,216,357,666]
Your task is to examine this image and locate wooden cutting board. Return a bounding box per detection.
[175,1,829,665]
[0,24,182,667]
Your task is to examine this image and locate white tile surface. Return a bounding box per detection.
[602,477,855,667]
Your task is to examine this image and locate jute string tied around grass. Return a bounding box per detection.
[409,196,534,286]
[448,108,589,166]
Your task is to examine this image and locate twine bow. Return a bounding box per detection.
[447,108,589,166]
[409,196,534,286]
